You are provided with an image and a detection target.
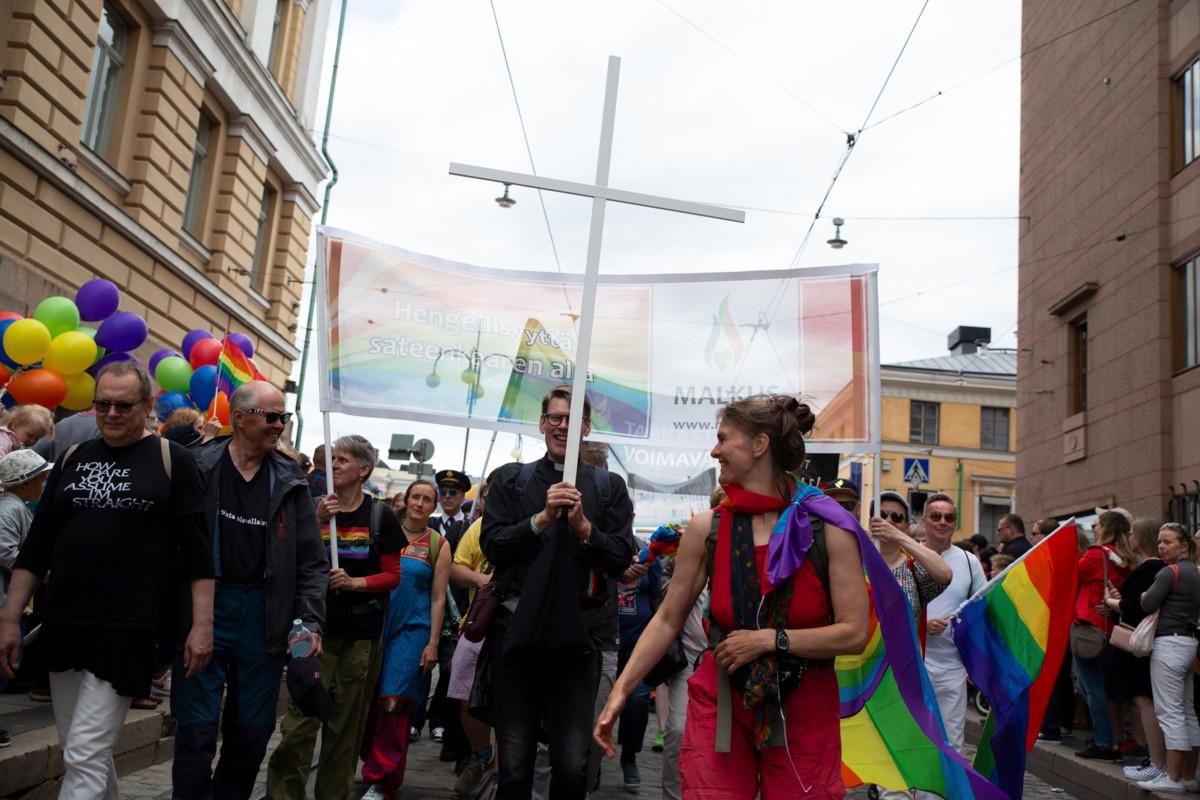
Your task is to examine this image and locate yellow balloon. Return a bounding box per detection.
[43,331,98,375]
[61,372,95,411]
[3,318,51,365]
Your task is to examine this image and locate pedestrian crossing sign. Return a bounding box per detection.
[903,457,930,486]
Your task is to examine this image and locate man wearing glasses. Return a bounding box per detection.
[482,385,635,799]
[172,381,328,800]
[823,477,861,519]
[919,493,987,758]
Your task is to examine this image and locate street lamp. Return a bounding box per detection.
[827,217,847,249]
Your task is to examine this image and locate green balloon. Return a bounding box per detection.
[34,296,81,339]
[155,356,193,394]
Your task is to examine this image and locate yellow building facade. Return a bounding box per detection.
[0,0,333,386]
[857,341,1017,543]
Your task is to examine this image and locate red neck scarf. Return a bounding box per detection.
[720,483,789,515]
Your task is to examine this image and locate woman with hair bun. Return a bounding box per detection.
[594,395,868,798]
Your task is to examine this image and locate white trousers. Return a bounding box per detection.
[927,664,967,752]
[660,645,701,800]
[1150,635,1200,751]
[50,670,131,800]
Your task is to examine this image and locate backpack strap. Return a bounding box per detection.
[159,436,173,481]
[513,461,538,499]
[369,496,385,547]
[60,442,83,471]
[430,529,442,566]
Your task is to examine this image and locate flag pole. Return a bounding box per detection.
[323,411,338,571]
[950,517,1077,616]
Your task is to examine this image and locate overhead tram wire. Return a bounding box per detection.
[860,0,1145,134]
[653,0,847,135]
[488,0,574,318]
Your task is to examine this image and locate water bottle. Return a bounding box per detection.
[288,618,313,658]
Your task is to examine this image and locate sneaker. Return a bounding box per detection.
[1184,779,1200,792]
[454,759,491,797]
[409,726,420,742]
[1137,773,1186,794]
[432,726,446,743]
[622,759,641,792]
[652,730,665,752]
[1076,745,1121,761]
[28,689,50,702]
[361,784,390,800]
[0,729,11,748]
[1124,760,1162,781]
[1037,730,1061,743]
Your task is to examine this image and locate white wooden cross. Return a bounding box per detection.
[450,56,745,484]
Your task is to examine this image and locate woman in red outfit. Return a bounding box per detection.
[594,395,868,799]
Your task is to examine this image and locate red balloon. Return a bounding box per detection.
[0,311,21,322]
[189,337,222,369]
[7,368,68,409]
[0,364,9,387]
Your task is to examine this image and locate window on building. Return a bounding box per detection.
[81,3,129,157]
[182,114,214,237]
[1176,256,1200,371]
[909,401,939,445]
[268,0,286,76]
[1178,58,1200,170]
[980,407,1010,451]
[249,185,277,295]
[1069,315,1088,413]
[978,499,1011,542]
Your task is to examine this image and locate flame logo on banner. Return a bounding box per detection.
[704,295,743,371]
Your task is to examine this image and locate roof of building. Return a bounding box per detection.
[884,349,1017,378]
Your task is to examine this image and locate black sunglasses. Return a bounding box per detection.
[927,511,957,524]
[243,408,293,425]
[441,488,461,497]
[880,510,907,524]
[94,399,141,415]
[837,499,858,512]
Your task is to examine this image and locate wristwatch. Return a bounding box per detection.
[775,627,790,654]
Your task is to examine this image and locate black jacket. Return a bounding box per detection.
[483,457,635,645]
[190,439,328,655]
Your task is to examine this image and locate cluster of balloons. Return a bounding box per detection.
[0,280,147,410]
[149,329,257,425]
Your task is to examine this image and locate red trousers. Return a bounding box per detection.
[680,653,843,799]
[361,708,411,795]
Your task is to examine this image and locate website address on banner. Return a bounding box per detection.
[672,420,719,431]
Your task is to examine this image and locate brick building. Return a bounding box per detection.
[1017,0,1200,527]
[0,0,332,386]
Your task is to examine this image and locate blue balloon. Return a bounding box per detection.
[0,392,14,410]
[0,320,18,370]
[189,364,218,411]
[155,390,193,423]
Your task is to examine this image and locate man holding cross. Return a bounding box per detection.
[482,385,635,799]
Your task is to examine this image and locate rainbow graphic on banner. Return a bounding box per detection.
[320,523,372,561]
[953,521,1079,799]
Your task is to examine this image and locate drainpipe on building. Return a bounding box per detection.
[956,458,964,531]
[293,0,347,446]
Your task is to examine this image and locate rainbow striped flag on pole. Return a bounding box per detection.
[834,517,1007,799]
[215,335,265,399]
[951,520,1079,799]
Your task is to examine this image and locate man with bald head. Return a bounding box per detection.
[172,381,329,800]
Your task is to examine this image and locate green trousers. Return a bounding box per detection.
[266,637,381,800]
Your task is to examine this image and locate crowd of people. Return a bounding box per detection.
[1,363,1200,799]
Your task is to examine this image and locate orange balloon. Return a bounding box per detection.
[207,391,230,426]
[7,368,68,408]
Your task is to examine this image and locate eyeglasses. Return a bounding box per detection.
[881,511,907,524]
[441,488,460,497]
[837,499,858,512]
[927,511,957,524]
[94,399,140,416]
[243,408,293,425]
[542,413,571,428]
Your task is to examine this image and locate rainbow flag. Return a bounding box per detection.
[836,533,1006,800]
[216,335,265,400]
[952,521,1079,799]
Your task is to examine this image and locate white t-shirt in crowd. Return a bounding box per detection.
[924,543,987,673]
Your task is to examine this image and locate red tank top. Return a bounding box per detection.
[710,521,831,632]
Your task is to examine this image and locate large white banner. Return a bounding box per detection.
[317,228,880,454]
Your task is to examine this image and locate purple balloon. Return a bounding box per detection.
[75,279,121,322]
[181,329,214,361]
[95,311,148,353]
[227,332,254,358]
[89,351,139,376]
[149,348,183,376]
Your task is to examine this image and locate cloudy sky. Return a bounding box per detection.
[292,0,1021,477]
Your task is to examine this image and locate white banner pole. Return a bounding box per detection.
[323,411,338,571]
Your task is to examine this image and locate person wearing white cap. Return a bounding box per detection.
[0,449,53,609]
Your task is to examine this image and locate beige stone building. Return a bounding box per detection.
[1018,0,1200,528]
[0,0,332,386]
